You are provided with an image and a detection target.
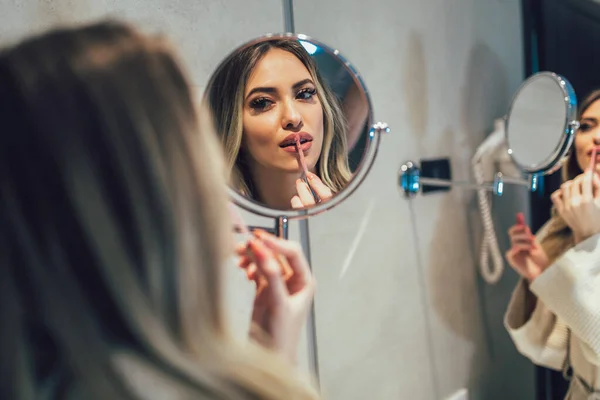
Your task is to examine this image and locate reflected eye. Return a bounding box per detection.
[579,121,596,133]
[249,97,274,111]
[296,88,317,100]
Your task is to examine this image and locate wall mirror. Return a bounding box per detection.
[399,72,578,197]
[505,71,578,176]
[203,33,388,238]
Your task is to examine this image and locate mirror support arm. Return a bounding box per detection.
[417,177,498,191]
[399,161,539,197]
[275,216,289,239]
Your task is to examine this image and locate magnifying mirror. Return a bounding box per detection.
[399,72,578,197]
[203,34,388,237]
[505,71,578,176]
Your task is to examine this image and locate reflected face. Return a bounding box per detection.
[575,99,600,171]
[242,48,324,174]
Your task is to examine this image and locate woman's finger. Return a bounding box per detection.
[246,264,257,280]
[512,243,533,253]
[511,233,533,244]
[253,230,312,287]
[238,255,252,269]
[506,248,521,264]
[594,173,600,199]
[235,242,249,256]
[552,188,563,200]
[295,179,315,206]
[505,250,515,264]
[247,239,288,299]
[243,236,294,279]
[291,195,304,209]
[582,171,594,200]
[562,181,574,208]
[508,225,528,236]
[551,189,565,215]
[572,175,584,200]
[307,173,333,200]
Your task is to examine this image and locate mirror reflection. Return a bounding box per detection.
[504,87,600,400]
[205,37,371,211]
[506,73,577,175]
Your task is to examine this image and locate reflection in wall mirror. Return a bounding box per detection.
[203,34,388,230]
[397,72,579,288]
[399,72,578,197]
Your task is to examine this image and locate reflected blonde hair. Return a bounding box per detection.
[0,21,317,400]
[204,39,351,199]
[540,90,600,263]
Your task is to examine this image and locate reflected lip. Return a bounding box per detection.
[587,146,600,156]
[279,132,313,148]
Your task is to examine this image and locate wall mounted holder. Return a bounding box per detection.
[398,160,541,197]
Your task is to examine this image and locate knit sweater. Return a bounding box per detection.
[504,229,600,399]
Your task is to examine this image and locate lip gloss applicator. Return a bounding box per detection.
[228,203,293,290]
[295,135,321,204]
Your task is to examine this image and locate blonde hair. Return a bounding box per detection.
[539,90,600,263]
[204,38,351,200]
[0,20,317,400]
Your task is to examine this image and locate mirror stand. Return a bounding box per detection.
[399,160,538,197]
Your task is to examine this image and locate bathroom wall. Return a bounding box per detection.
[293,1,534,399]
[1,0,534,398]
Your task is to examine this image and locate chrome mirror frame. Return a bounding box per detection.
[215,33,389,221]
[504,71,578,176]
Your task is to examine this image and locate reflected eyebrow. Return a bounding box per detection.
[291,78,314,89]
[245,78,315,100]
[581,117,598,123]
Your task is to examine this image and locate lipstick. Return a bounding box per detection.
[295,136,309,178]
[295,136,321,204]
[516,212,525,226]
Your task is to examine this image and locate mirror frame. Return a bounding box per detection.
[217,33,387,220]
[504,71,578,176]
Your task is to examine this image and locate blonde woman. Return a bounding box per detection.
[0,21,318,400]
[504,91,600,399]
[205,39,351,210]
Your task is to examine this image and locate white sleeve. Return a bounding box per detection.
[531,233,600,365]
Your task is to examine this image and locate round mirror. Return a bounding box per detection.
[203,34,387,220]
[505,71,578,175]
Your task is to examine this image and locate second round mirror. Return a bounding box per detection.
[505,72,578,175]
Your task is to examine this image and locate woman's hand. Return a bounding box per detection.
[291,172,332,209]
[236,231,316,364]
[551,171,600,244]
[505,220,549,282]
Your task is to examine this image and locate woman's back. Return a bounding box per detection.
[0,20,317,400]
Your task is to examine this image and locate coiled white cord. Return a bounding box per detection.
[473,160,504,284]
[472,119,518,284]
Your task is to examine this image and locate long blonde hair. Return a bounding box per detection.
[0,20,317,400]
[540,90,600,263]
[204,39,351,199]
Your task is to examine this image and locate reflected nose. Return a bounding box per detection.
[594,130,600,146]
[281,100,303,130]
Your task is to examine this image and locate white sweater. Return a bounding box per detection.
[504,231,600,399]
